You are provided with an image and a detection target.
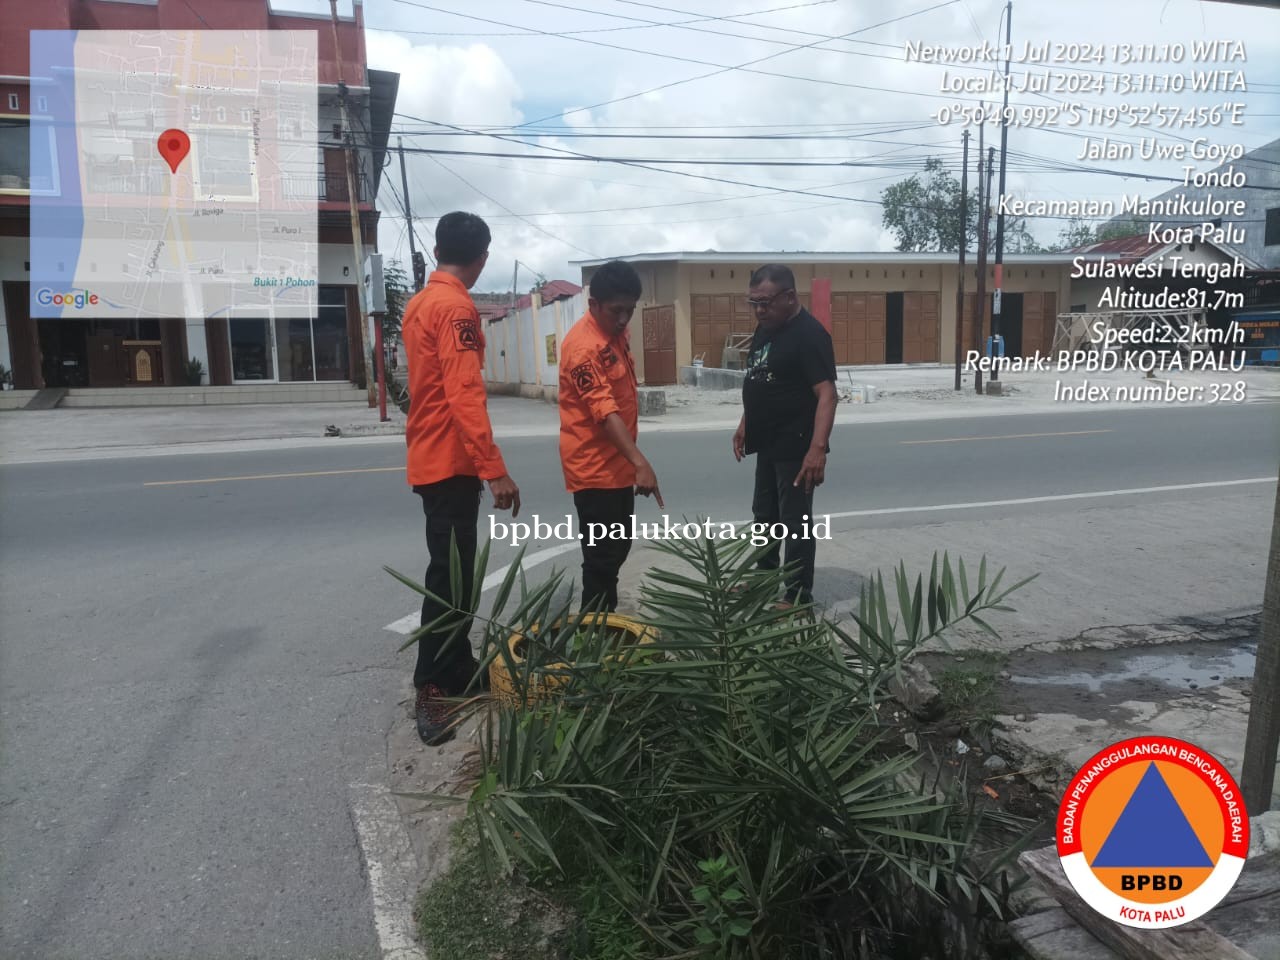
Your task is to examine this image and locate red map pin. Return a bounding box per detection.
[157,129,191,174]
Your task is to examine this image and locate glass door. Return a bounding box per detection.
[229,318,277,382]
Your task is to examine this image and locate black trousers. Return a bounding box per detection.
[751,454,817,604]
[413,475,482,692]
[573,487,635,612]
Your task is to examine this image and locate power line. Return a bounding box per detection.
[514,0,962,127]
[382,123,941,142]
[383,0,965,119]
[425,154,603,259]
[512,0,918,61]
[365,0,837,39]
[373,120,1277,225]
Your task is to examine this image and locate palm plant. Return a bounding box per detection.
[390,535,1037,959]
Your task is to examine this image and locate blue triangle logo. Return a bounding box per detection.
[1091,762,1214,868]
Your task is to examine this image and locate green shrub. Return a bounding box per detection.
[392,536,1038,959]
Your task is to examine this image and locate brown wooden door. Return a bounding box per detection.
[87,335,127,386]
[205,318,232,385]
[845,293,885,365]
[1021,291,1056,357]
[641,305,677,385]
[124,341,164,385]
[323,147,348,202]
[3,281,42,389]
[691,294,734,366]
[902,292,939,362]
[830,294,851,365]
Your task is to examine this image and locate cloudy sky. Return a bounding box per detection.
[343,0,1280,291]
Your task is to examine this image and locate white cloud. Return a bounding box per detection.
[363,0,1280,291]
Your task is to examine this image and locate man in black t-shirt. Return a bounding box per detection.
[732,264,838,607]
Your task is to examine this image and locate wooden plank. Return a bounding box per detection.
[1201,852,1280,958]
[1010,907,1119,960]
[1241,476,1280,814]
[1019,846,1259,960]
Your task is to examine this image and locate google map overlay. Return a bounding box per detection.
[29,30,318,319]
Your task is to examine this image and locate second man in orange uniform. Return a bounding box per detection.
[558,260,663,612]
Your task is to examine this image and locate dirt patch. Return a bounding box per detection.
[386,684,485,892]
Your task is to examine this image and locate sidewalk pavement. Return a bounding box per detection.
[4,364,1278,464]
[600,483,1280,808]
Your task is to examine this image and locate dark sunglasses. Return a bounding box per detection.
[746,288,794,310]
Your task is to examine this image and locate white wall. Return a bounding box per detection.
[484,292,586,388]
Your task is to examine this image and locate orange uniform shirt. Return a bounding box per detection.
[403,271,508,486]
[558,312,638,492]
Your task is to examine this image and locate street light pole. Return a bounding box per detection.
[973,121,987,396]
[328,0,375,407]
[955,128,970,392]
[991,1,1013,381]
[398,137,423,292]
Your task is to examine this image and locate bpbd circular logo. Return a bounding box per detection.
[1056,735,1248,928]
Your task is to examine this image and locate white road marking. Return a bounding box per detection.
[348,782,429,960]
[899,429,1111,444]
[385,541,581,634]
[820,476,1277,521]
[384,477,1276,634]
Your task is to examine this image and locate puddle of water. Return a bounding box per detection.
[1011,646,1256,693]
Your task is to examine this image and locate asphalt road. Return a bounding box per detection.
[0,401,1276,959]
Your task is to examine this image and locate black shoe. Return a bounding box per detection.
[415,683,456,746]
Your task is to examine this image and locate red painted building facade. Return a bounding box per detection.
[0,0,397,390]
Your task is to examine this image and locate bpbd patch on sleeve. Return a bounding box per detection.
[570,360,597,393]
[452,318,480,351]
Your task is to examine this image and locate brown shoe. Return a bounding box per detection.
[415,683,456,746]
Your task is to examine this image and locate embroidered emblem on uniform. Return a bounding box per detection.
[597,344,619,368]
[570,361,596,392]
[453,318,480,351]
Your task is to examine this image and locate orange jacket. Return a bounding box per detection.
[558,312,638,492]
[403,271,508,486]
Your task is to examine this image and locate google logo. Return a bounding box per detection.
[36,288,99,309]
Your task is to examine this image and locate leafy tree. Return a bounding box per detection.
[382,258,412,357]
[880,157,1038,254]
[1002,217,1044,254]
[881,158,977,253]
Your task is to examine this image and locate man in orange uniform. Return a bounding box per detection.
[403,211,520,745]
[559,260,663,613]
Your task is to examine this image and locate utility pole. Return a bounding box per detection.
[973,122,987,396]
[329,0,375,407]
[991,1,1013,381]
[398,137,423,292]
[954,128,970,392]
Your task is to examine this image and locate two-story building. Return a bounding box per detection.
[0,0,396,392]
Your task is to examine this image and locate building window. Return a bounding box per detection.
[273,287,349,382]
[1265,208,1280,247]
[314,287,350,380]
[193,128,256,200]
[7,94,18,111]
[36,96,48,114]
[0,119,29,188]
